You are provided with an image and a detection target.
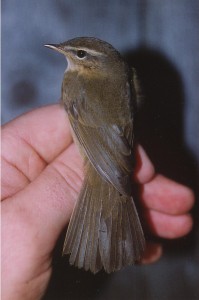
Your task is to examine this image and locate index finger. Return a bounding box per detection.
[2,104,73,200]
[2,104,72,163]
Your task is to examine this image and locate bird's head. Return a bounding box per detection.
[45,37,123,73]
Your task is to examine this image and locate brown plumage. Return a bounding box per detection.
[45,37,145,273]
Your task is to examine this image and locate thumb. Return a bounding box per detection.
[2,143,83,263]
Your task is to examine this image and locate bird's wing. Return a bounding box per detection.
[66,94,134,196]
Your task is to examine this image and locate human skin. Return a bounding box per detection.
[1,104,195,300]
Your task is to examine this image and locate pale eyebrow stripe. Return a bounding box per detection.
[65,46,106,56]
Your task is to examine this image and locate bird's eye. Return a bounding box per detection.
[76,50,87,59]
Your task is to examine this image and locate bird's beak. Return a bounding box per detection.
[44,43,66,55]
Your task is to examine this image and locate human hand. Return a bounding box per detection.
[1,104,194,300]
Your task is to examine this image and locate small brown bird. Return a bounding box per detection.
[45,37,145,273]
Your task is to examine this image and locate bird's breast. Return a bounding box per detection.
[62,69,133,125]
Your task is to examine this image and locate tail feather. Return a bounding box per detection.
[63,164,145,274]
[83,186,98,271]
[63,177,90,262]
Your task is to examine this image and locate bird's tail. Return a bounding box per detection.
[63,163,145,274]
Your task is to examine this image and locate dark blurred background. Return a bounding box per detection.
[2,1,199,299]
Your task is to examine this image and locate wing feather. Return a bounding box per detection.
[64,71,135,196]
